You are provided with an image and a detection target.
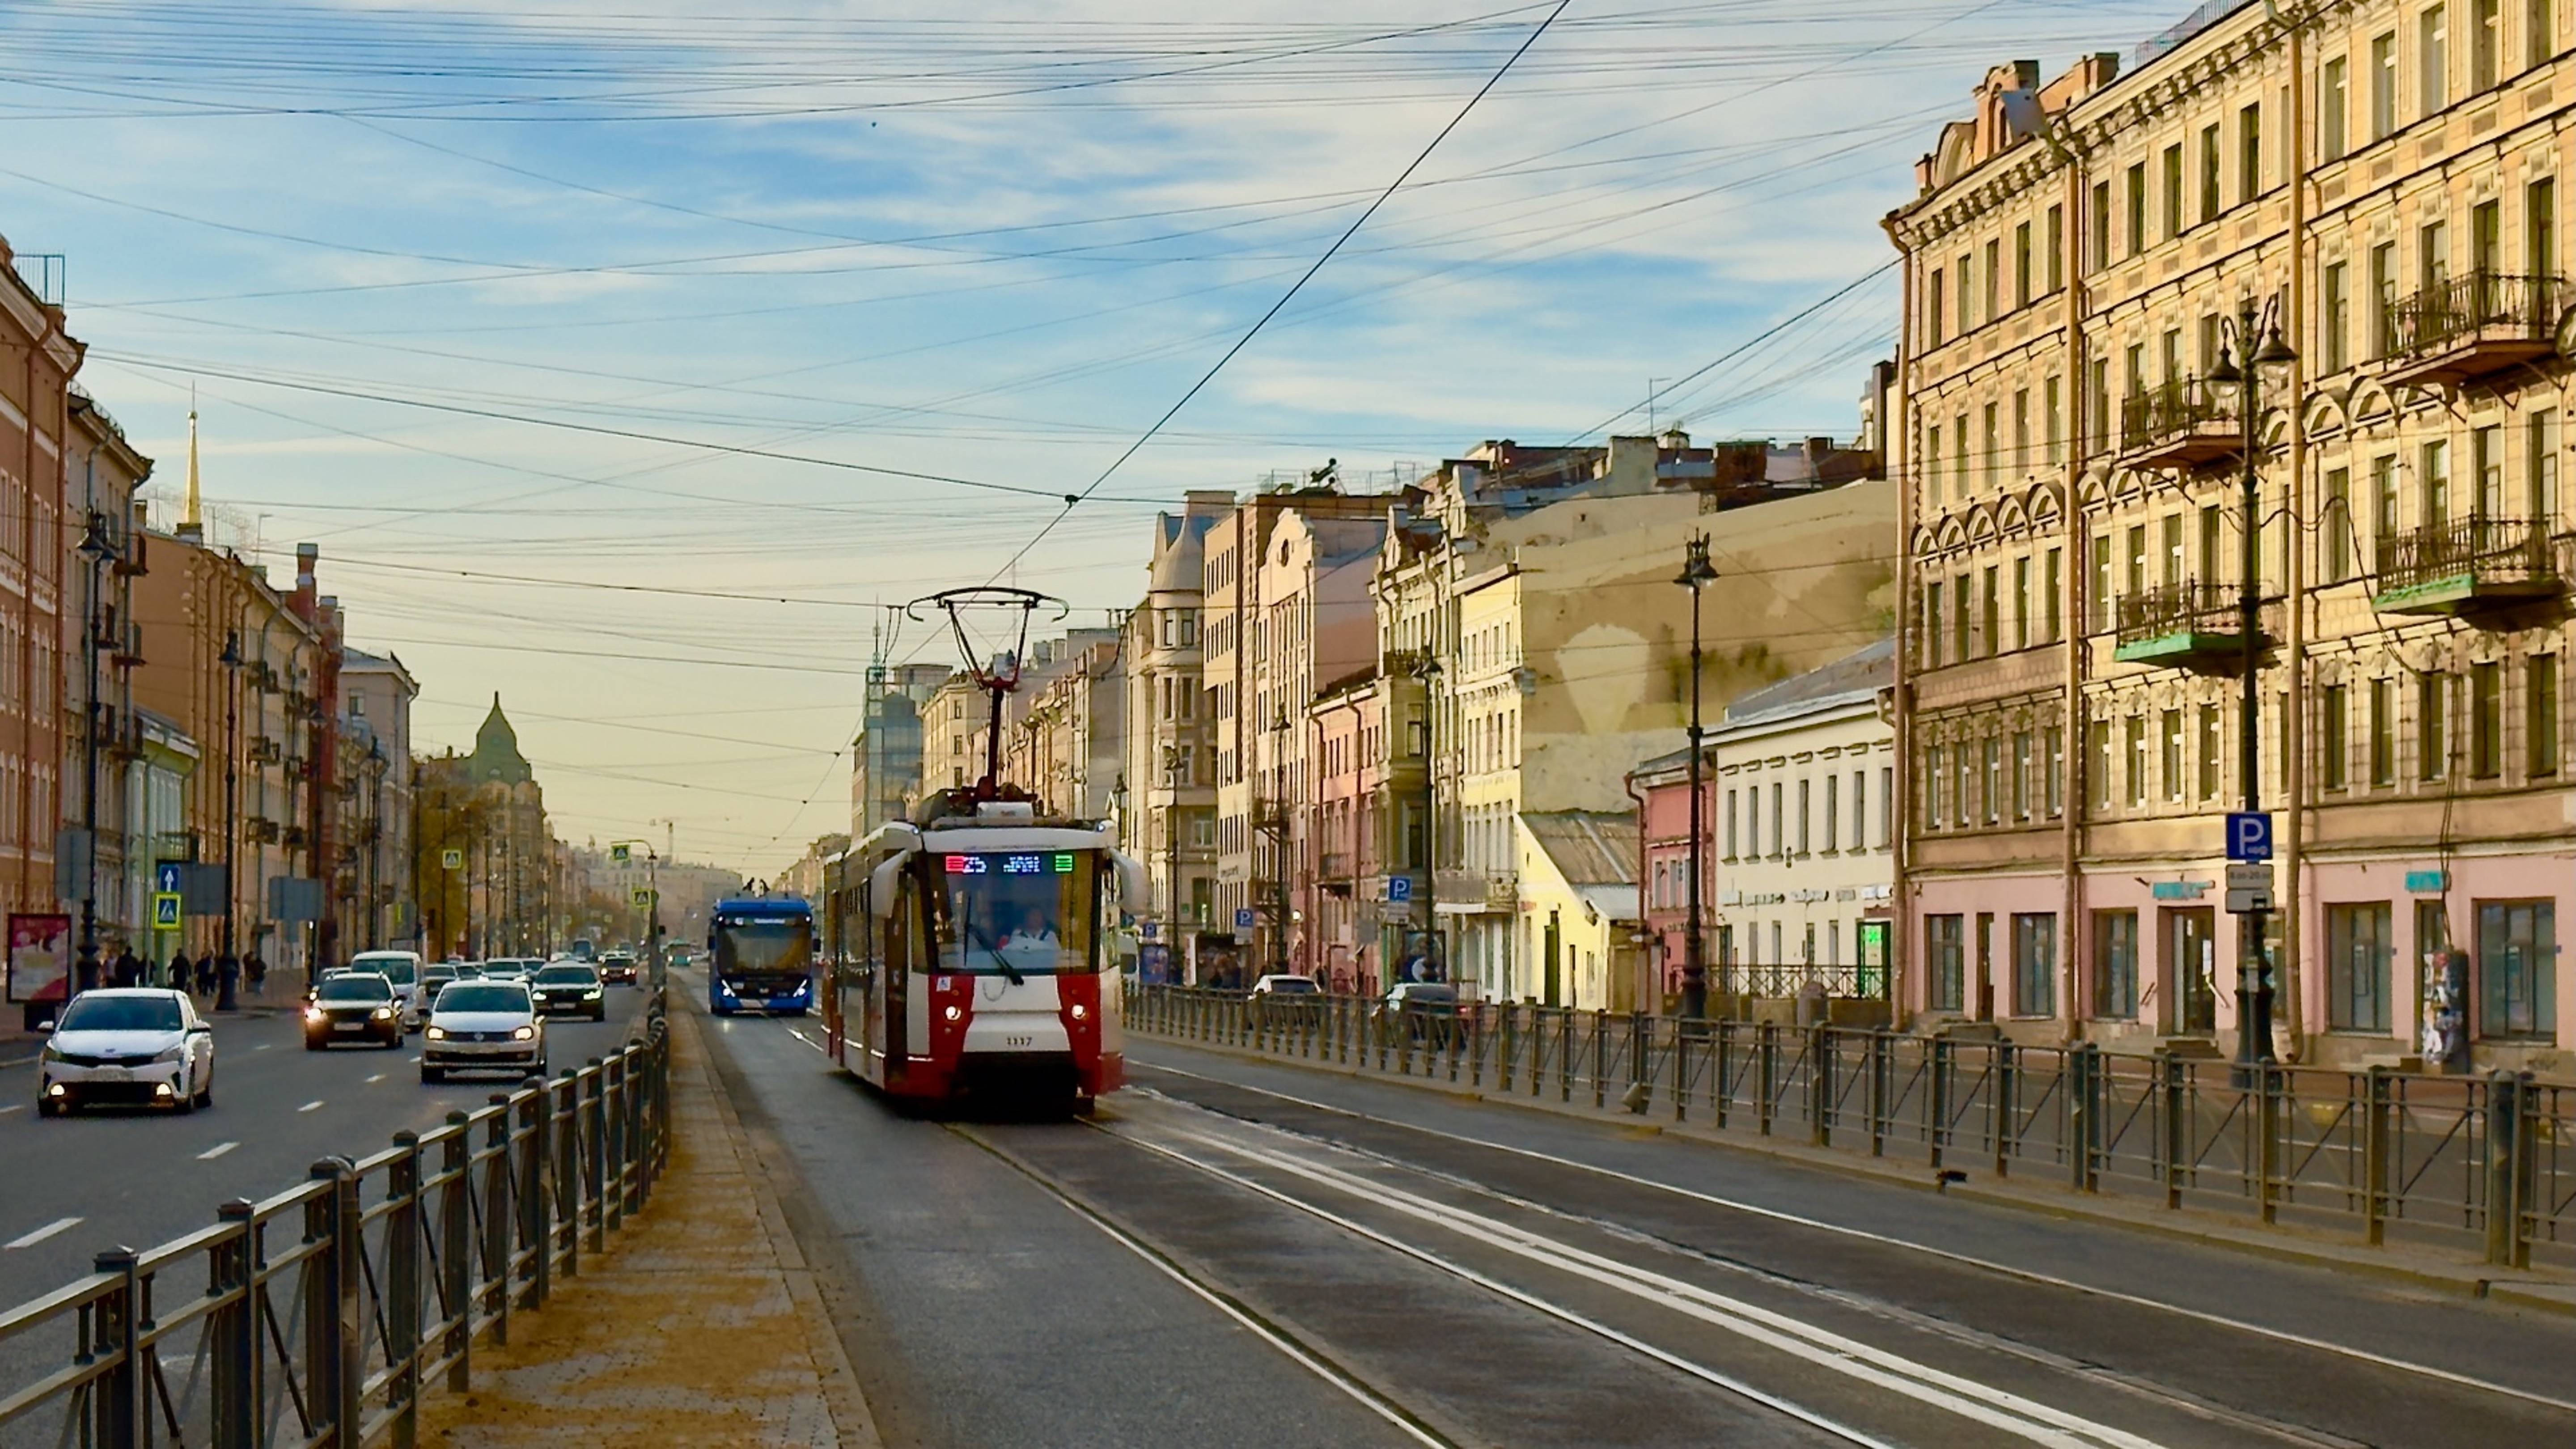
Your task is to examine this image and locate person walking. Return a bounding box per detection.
[168,949,193,994]
[244,949,267,998]
[196,953,217,997]
[114,946,144,988]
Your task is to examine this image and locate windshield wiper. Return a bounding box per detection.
[961,919,1025,986]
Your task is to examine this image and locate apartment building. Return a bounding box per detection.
[1890,2,2576,1073]
[1122,493,1226,964]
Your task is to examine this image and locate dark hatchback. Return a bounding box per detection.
[530,963,607,1021]
[597,951,638,985]
[304,974,402,1049]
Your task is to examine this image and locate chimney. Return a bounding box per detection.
[293,543,319,621]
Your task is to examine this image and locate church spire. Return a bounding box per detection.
[179,386,204,542]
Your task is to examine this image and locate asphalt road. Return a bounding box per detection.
[699,1004,2576,1449]
[0,984,656,1312]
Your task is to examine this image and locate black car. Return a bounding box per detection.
[597,951,638,986]
[304,973,402,1049]
[530,963,607,1021]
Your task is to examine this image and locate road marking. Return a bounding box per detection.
[297,1100,323,1113]
[364,1074,385,1084]
[197,1141,239,1161]
[5,1216,82,1250]
[785,1028,826,1054]
[1134,1061,2576,1417]
[254,1043,273,1051]
[0,1104,21,1115]
[408,1056,421,1064]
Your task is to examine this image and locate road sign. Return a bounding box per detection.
[151,893,182,930]
[611,843,631,864]
[1233,907,1256,931]
[1386,874,1414,903]
[2225,863,2275,915]
[155,862,184,895]
[441,848,464,871]
[2226,811,2273,862]
[631,886,657,907]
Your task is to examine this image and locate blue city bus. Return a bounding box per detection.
[709,898,816,1015]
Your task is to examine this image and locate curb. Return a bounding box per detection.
[1139,1032,2576,1321]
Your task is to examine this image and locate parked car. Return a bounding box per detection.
[348,949,426,1029]
[531,962,607,1021]
[36,989,215,1115]
[597,950,639,986]
[1377,981,1459,1042]
[305,973,403,1050]
[421,981,546,1083]
[1247,973,1324,1026]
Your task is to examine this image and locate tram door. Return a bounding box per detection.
[2163,907,2218,1034]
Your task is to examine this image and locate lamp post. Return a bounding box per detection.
[1270,708,1292,979]
[74,508,114,992]
[1675,535,1718,1019]
[364,737,387,950]
[1161,745,1185,974]
[216,630,242,1009]
[1413,653,1442,981]
[2205,296,2297,1077]
[610,839,662,974]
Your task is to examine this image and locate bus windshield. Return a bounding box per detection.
[928,850,1096,976]
[715,917,813,978]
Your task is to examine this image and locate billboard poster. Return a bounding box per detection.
[8,912,73,1010]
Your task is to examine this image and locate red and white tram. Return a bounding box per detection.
[820,787,1145,1109]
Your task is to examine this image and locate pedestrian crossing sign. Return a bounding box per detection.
[612,843,631,864]
[631,886,655,907]
[152,892,183,929]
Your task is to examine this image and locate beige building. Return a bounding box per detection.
[1121,496,1226,954]
[1890,4,2576,1073]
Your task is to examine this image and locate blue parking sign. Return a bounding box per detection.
[2226,812,2273,862]
[1386,874,1414,902]
[1234,907,1256,931]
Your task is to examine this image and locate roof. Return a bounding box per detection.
[1522,810,1638,889]
[1719,638,1893,733]
[466,694,534,786]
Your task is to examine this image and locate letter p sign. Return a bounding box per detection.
[2226,811,2273,863]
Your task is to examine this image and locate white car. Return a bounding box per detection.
[420,980,547,1084]
[349,949,427,1029]
[36,989,216,1115]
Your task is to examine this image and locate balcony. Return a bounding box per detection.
[2113,582,2262,667]
[2372,516,2565,615]
[2384,271,2567,388]
[2118,379,2241,470]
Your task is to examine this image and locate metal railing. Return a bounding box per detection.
[1720,962,1888,1001]
[0,992,672,1449]
[1129,986,2574,1271]
[2374,515,2560,596]
[2118,378,2236,455]
[2389,270,2567,358]
[2114,580,2255,649]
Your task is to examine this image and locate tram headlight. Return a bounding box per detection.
[942,1004,963,1023]
[1068,1003,1089,1021]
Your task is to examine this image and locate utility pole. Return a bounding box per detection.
[218,629,242,1004]
[1677,535,1718,1019]
[74,506,113,992]
[2209,297,2296,1079]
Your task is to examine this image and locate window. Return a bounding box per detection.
[2092,910,2139,1019]
[2090,533,2114,631]
[2012,914,2056,1017]
[1881,765,1893,843]
[1981,564,2000,657]
[2126,524,2148,600]
[2199,703,2223,800]
[2530,653,2559,775]
[2045,724,2065,818]
[1928,915,1965,1012]
[1953,415,1969,498]
[2322,260,2349,374]
[2090,180,2112,273]
[1983,737,2002,825]
[2476,424,2505,519]
[2240,103,2263,202]
[2424,437,2453,526]
[2161,709,2185,802]
[1925,580,1944,667]
[2162,511,2186,588]
[1724,788,1738,858]
[1957,251,1973,335]
[2327,903,2395,1033]
[2423,4,2450,114]
[2322,55,2350,160]
[1955,749,1972,835]
[2478,899,2556,1036]
[1924,748,1944,831]
[2373,454,2401,566]
[1853,769,1868,847]
[2044,376,2063,464]
[2370,241,2398,356]
[1982,237,2000,323]
[1953,571,1971,663]
[2045,547,2063,642]
[2013,555,2031,649]
[2127,162,2147,255]
[2199,123,2222,223]
[1928,269,1946,347]
[2475,196,2504,284]
[2534,408,2562,523]
[2423,218,2451,294]
[2126,715,2149,806]
[2476,0,2503,88]
[2326,467,2353,581]
[1982,402,2000,491]
[2045,203,2064,293]
[1797,777,1812,854]
[2161,144,2184,239]
[1925,427,1943,506]
[2088,357,2110,449]
[2372,677,2398,785]
[1822,773,1839,851]
[2012,730,2033,819]
[2371,31,2399,140]
[2532,0,2559,67]
[2472,660,2504,777]
[2013,389,2030,473]
[1772,781,1785,858]
[2421,669,2451,779]
[2013,221,2032,308]
[2322,684,2350,789]
[2533,177,2559,279]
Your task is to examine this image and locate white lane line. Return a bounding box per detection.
[1152,1124,2152,1449]
[784,1028,826,1054]
[297,1100,324,1113]
[0,1104,22,1115]
[1135,1062,2576,1417]
[364,1074,385,1084]
[254,1043,273,1051]
[197,1141,240,1161]
[408,1056,421,1064]
[4,1216,82,1250]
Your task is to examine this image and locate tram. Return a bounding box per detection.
[822,788,1144,1108]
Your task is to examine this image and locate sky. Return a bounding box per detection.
[0,0,2183,873]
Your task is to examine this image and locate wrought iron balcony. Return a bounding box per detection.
[2372,516,2564,615]
[2118,379,2242,470]
[2113,581,2262,667]
[2384,271,2567,387]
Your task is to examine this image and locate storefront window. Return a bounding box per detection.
[2011,913,2056,1017]
[2091,910,2138,1019]
[1927,914,1964,1012]
[2326,902,2394,1033]
[2477,899,2557,1038]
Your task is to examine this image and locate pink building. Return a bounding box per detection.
[1308,674,1386,995]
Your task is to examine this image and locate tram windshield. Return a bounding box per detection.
[928,850,1097,976]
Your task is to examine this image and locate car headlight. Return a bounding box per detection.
[511,1025,536,1041]
[305,1007,326,1022]
[425,1026,449,1041]
[152,1045,186,1064]
[372,1008,394,1020]
[582,989,601,999]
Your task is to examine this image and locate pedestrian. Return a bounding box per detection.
[112,947,139,988]
[169,950,192,994]
[196,954,216,996]
[246,952,266,997]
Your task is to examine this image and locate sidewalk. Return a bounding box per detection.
[418,1007,880,1448]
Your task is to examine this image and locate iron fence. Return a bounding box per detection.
[2373,515,2559,596]
[0,992,672,1449]
[1133,986,2574,1270]
[2388,269,2566,357]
